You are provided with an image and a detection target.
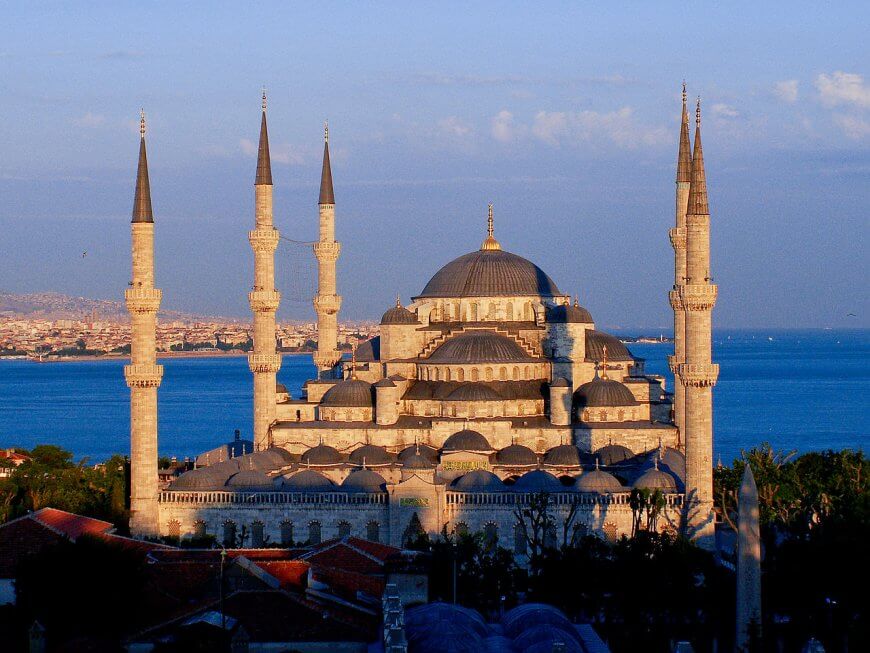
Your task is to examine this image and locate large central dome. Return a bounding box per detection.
[415,248,561,299]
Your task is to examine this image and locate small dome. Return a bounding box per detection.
[349,444,396,466]
[301,443,343,466]
[225,469,272,490]
[238,448,293,472]
[446,383,504,401]
[575,469,624,493]
[494,444,538,467]
[512,470,563,492]
[342,469,387,493]
[584,330,634,361]
[427,331,534,363]
[658,447,686,479]
[546,303,593,324]
[381,302,419,325]
[355,336,380,362]
[633,466,678,492]
[442,429,493,453]
[398,443,438,463]
[403,381,434,400]
[543,444,585,468]
[594,443,635,466]
[374,377,396,388]
[574,377,638,408]
[276,383,289,394]
[278,469,335,491]
[549,376,570,388]
[402,450,434,470]
[169,467,229,491]
[450,470,505,492]
[321,379,374,407]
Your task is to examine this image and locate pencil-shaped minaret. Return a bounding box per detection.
[125,111,163,537]
[312,122,342,376]
[679,100,719,548]
[669,83,692,443]
[736,464,762,650]
[248,92,282,450]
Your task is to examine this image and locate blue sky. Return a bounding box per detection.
[0,2,868,328]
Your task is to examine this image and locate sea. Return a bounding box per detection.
[0,329,866,465]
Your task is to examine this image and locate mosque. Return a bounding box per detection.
[124,86,718,553]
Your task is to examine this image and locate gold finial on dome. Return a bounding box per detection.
[600,344,609,380]
[481,202,501,251]
[396,293,401,308]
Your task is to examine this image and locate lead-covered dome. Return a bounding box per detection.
[301,443,343,466]
[342,469,387,493]
[446,383,503,401]
[574,377,638,408]
[442,429,493,453]
[381,302,419,325]
[320,378,374,407]
[546,303,593,324]
[349,444,396,466]
[495,443,538,467]
[428,331,533,363]
[415,249,561,299]
[575,468,624,493]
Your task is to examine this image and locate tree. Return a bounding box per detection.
[513,491,554,569]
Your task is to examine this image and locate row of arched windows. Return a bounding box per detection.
[173,519,381,548]
[421,364,546,382]
[431,300,537,323]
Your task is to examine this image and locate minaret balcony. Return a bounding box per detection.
[248,353,282,374]
[248,228,280,252]
[248,290,281,313]
[313,241,341,261]
[669,227,686,250]
[124,363,164,388]
[677,362,719,387]
[679,284,718,311]
[668,289,684,310]
[125,288,162,313]
[667,355,683,373]
[312,350,341,370]
[313,294,342,315]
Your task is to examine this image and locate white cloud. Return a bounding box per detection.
[833,114,870,140]
[437,116,471,138]
[491,110,524,143]
[815,71,870,109]
[239,139,304,165]
[531,111,568,144]
[529,107,668,148]
[73,112,105,128]
[711,103,739,118]
[773,80,799,103]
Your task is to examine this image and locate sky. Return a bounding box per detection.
[0,2,868,329]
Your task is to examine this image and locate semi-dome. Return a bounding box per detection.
[585,330,634,361]
[381,302,419,325]
[494,443,538,467]
[575,468,624,493]
[446,383,504,401]
[427,331,534,363]
[633,464,678,492]
[301,443,343,466]
[574,377,638,408]
[542,444,586,468]
[225,469,272,490]
[512,470,563,492]
[320,378,374,407]
[415,248,561,299]
[442,429,493,453]
[348,444,396,466]
[355,337,380,362]
[546,303,593,324]
[594,443,635,466]
[278,469,335,491]
[450,469,505,492]
[341,469,387,493]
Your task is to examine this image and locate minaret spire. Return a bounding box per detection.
[688,99,709,217]
[677,83,692,183]
[480,202,501,251]
[255,90,273,186]
[132,110,153,224]
[319,121,335,205]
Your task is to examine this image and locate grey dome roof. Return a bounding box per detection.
[658,447,686,479]
[543,444,589,468]
[585,330,634,361]
[633,466,678,492]
[576,469,624,493]
[381,303,419,325]
[348,444,396,466]
[594,443,635,466]
[546,303,593,324]
[501,604,575,639]
[341,469,387,492]
[301,444,343,466]
[278,469,335,491]
[428,331,533,363]
[450,469,505,492]
[398,443,438,463]
[415,248,561,299]
[373,377,396,388]
[355,337,380,362]
[494,444,538,467]
[402,450,434,469]
[549,376,570,388]
[169,467,232,491]
[512,470,563,492]
[225,469,272,490]
[442,429,493,452]
[446,383,504,401]
[574,377,638,408]
[320,379,374,407]
[239,448,294,472]
[276,383,288,394]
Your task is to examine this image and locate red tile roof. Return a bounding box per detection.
[0,515,65,577]
[300,537,401,575]
[29,508,114,540]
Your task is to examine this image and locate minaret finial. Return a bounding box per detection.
[480,202,501,251]
[488,203,494,238]
[573,296,579,308]
[324,119,329,144]
[139,109,146,138]
[262,87,267,112]
[696,97,701,127]
[350,345,357,379]
[682,81,687,104]
[396,294,401,308]
[601,345,609,379]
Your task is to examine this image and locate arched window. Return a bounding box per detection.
[471,368,479,382]
[366,521,380,543]
[599,410,607,421]
[512,366,520,380]
[513,523,527,555]
[308,521,322,545]
[470,303,478,321]
[457,368,465,382]
[454,522,469,538]
[488,303,497,320]
[433,367,440,381]
[485,367,493,381]
[223,521,237,548]
[505,302,514,320]
[524,303,533,321]
[617,410,624,421]
[524,366,531,379]
[280,520,294,546]
[483,523,498,550]
[251,521,265,547]
[499,367,507,381]
[193,520,207,539]
[338,520,351,538]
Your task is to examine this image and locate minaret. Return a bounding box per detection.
[679,99,719,548]
[312,121,342,376]
[669,83,692,444]
[248,91,282,450]
[736,464,762,651]
[125,111,163,537]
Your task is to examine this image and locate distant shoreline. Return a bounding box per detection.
[0,351,316,363]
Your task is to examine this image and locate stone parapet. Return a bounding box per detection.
[248,228,280,252]
[313,241,341,261]
[248,353,281,374]
[312,350,341,370]
[667,354,682,374]
[248,290,281,313]
[668,289,684,310]
[124,363,164,388]
[125,287,162,313]
[680,284,718,311]
[669,227,686,250]
[313,294,342,315]
[678,362,719,387]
